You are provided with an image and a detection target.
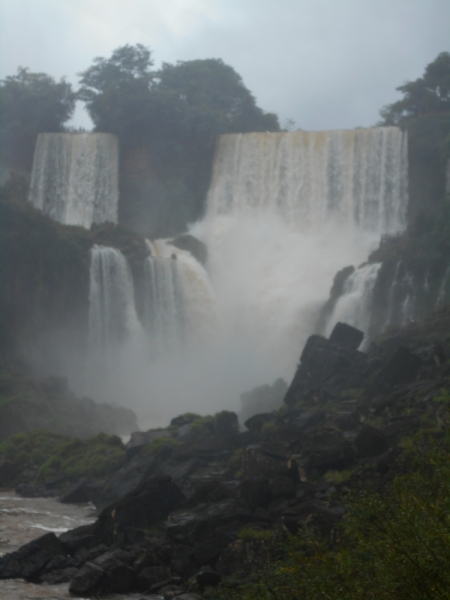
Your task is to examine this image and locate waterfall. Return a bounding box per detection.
[143,251,184,354]
[324,263,381,345]
[142,239,217,353]
[207,127,407,233]
[88,245,141,355]
[87,245,145,402]
[194,126,408,388]
[29,133,118,228]
[436,264,450,306]
[83,127,408,426]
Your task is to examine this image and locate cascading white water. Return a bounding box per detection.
[29,133,118,228]
[324,263,382,345]
[87,245,144,401]
[143,239,218,350]
[436,264,450,306]
[84,127,408,425]
[190,127,408,394]
[207,128,407,233]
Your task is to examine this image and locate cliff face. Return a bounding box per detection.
[0,189,148,380]
[320,113,450,342]
[119,141,213,238]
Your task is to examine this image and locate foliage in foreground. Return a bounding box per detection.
[215,436,450,600]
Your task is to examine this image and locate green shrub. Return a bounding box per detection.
[238,528,273,541]
[215,436,450,600]
[37,433,125,481]
[145,436,182,455]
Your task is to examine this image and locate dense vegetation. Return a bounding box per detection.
[0,430,125,482]
[0,68,75,173]
[0,44,279,236]
[213,435,450,600]
[379,51,450,223]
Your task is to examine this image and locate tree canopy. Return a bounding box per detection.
[380,52,450,125]
[0,67,75,172]
[78,44,155,139]
[78,45,279,144]
[155,58,279,143]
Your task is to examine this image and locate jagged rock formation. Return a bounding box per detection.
[2,315,450,596]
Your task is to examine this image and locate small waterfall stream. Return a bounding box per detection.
[324,263,381,346]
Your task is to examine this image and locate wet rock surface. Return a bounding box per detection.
[2,319,450,596]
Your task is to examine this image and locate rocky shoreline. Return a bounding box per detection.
[1,313,450,598]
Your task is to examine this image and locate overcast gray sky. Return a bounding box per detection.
[1,0,449,130]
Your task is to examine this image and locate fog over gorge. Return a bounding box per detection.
[0,0,448,427]
[23,126,408,427]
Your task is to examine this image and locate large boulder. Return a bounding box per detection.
[283,334,368,407]
[371,346,422,392]
[329,322,364,350]
[0,532,67,582]
[95,476,185,545]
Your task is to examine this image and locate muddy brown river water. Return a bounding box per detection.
[0,490,151,600]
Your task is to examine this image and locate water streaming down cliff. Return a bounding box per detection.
[324,256,450,343]
[324,263,382,346]
[192,127,408,390]
[82,127,409,423]
[87,245,144,400]
[29,133,118,228]
[143,240,218,348]
[207,128,407,232]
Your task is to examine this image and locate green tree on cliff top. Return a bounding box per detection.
[0,68,75,172]
[380,51,450,126]
[78,44,279,143]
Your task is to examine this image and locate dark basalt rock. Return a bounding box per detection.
[69,549,136,596]
[269,476,295,498]
[283,334,368,408]
[59,523,99,553]
[0,460,18,487]
[329,322,364,350]
[93,450,158,510]
[355,425,388,458]
[190,534,230,566]
[215,411,239,437]
[0,532,67,582]
[169,234,208,265]
[371,345,422,392]
[95,476,185,544]
[166,498,253,543]
[238,477,272,509]
[196,565,222,588]
[59,478,96,504]
[136,566,170,591]
[244,412,274,433]
[282,500,345,535]
[4,313,450,596]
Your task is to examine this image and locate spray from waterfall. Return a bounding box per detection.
[82,127,408,426]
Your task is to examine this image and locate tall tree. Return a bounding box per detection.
[154,58,279,145]
[78,47,280,236]
[0,68,75,172]
[78,44,155,140]
[380,52,450,125]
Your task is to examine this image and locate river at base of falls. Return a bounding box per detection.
[0,490,154,600]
